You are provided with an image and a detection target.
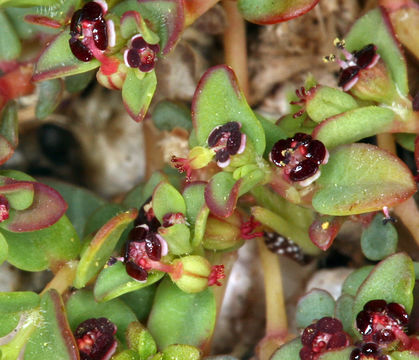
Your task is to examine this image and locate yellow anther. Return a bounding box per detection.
[321,221,330,230]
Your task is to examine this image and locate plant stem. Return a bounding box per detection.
[41,260,78,296]
[222,0,249,99]
[377,133,419,247]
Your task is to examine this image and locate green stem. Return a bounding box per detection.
[41,260,78,296]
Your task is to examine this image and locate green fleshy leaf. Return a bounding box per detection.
[0,180,67,232]
[0,170,34,181]
[335,294,355,337]
[148,278,216,350]
[159,224,191,255]
[353,253,415,332]
[0,232,7,265]
[345,8,408,96]
[33,31,100,82]
[182,182,209,247]
[342,266,374,297]
[162,345,200,360]
[318,347,355,360]
[295,289,335,329]
[255,113,287,158]
[41,179,106,239]
[204,357,239,360]
[313,106,394,149]
[152,181,186,222]
[120,284,157,322]
[0,291,39,337]
[3,215,79,271]
[0,181,34,210]
[24,290,78,360]
[251,206,320,255]
[192,65,266,156]
[74,209,137,288]
[271,338,302,360]
[64,70,95,93]
[0,134,14,166]
[83,203,126,238]
[305,86,359,123]
[396,133,416,152]
[66,290,137,346]
[204,172,240,218]
[126,322,157,359]
[94,261,164,302]
[361,213,398,261]
[112,350,141,360]
[123,182,145,209]
[122,68,156,122]
[152,100,192,132]
[237,0,319,25]
[0,101,18,147]
[313,144,416,215]
[391,350,419,360]
[0,0,64,7]
[137,0,184,55]
[35,79,63,119]
[120,9,159,44]
[0,10,21,60]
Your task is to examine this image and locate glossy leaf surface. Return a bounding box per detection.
[122,69,156,122]
[0,291,39,337]
[353,253,415,330]
[3,215,79,272]
[147,278,216,350]
[94,261,164,302]
[237,0,319,25]
[67,290,137,345]
[361,213,398,261]
[313,144,416,215]
[24,290,78,360]
[74,209,138,288]
[313,106,394,149]
[192,65,265,155]
[33,31,100,82]
[345,8,408,95]
[295,289,335,329]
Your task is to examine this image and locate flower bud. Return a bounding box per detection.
[169,255,211,293]
[96,61,127,90]
[126,322,157,359]
[202,212,243,251]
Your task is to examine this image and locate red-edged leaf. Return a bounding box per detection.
[0,101,18,147]
[138,0,184,55]
[309,215,344,251]
[74,208,138,289]
[205,172,241,218]
[33,31,100,82]
[0,181,34,210]
[1,181,67,232]
[0,64,34,100]
[313,144,416,216]
[237,0,320,25]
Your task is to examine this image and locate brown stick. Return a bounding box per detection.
[222,0,249,99]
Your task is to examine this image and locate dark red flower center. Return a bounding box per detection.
[75,318,117,360]
[0,195,10,222]
[69,1,108,62]
[207,121,246,167]
[124,35,160,72]
[270,133,328,185]
[300,317,349,360]
[350,342,389,360]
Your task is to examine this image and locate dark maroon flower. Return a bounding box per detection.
[270,133,328,186]
[124,35,160,72]
[300,317,350,360]
[162,212,186,228]
[123,224,168,282]
[69,1,114,62]
[355,299,409,347]
[336,43,380,91]
[133,197,161,232]
[350,342,389,360]
[0,195,10,222]
[290,86,317,118]
[207,121,246,167]
[75,318,117,360]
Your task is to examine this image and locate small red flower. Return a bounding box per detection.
[124,35,160,72]
[75,318,117,360]
[300,317,350,360]
[207,265,225,287]
[0,195,10,222]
